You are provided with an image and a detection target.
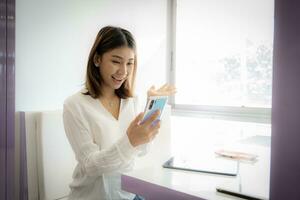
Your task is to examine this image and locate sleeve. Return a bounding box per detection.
[63,104,139,177]
[133,95,151,156]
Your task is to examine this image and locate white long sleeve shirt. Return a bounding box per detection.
[63,90,144,200]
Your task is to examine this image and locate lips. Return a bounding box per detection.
[112,75,127,85]
[112,76,125,81]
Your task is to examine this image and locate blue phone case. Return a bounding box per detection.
[141,97,168,124]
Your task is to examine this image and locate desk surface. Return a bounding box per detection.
[122,131,270,200]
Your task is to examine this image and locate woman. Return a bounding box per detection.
[63,26,176,200]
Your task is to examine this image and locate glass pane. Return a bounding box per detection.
[175,0,274,108]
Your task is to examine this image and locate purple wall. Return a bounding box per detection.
[6,0,15,199]
[0,0,7,198]
[0,0,15,199]
[270,0,300,199]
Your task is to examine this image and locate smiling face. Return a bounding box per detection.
[95,46,135,92]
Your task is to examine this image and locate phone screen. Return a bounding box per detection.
[141,96,168,124]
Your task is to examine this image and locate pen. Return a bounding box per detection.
[216,188,266,200]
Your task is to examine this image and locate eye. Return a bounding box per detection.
[112,60,121,64]
[127,62,134,66]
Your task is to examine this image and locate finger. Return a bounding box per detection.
[168,85,176,91]
[144,110,160,126]
[165,85,176,91]
[164,84,176,90]
[159,83,168,90]
[156,120,161,128]
[168,89,177,95]
[164,87,177,95]
[133,112,144,124]
[157,84,169,92]
[159,84,176,94]
[150,120,161,131]
[164,84,172,90]
[148,85,155,91]
[147,85,156,96]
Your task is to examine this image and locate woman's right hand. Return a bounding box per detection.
[126,110,161,147]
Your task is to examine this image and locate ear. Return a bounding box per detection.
[93,53,101,67]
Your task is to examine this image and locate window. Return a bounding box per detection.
[169,0,274,123]
[167,3,273,195]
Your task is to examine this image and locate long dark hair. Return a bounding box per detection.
[83,26,137,99]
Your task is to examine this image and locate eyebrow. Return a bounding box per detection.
[112,55,134,61]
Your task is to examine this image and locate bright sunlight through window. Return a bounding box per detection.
[175,0,274,108]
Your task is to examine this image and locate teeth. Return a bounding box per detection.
[112,76,125,81]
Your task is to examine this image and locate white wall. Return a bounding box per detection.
[16,0,168,111]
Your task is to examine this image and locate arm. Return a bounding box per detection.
[133,96,149,156]
[63,105,138,177]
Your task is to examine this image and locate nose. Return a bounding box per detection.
[117,63,127,76]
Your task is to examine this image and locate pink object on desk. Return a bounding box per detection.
[215,149,258,161]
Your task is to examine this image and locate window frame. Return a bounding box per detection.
[167,0,272,124]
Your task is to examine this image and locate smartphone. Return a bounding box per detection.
[140,96,168,125]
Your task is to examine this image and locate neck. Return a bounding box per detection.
[100,85,117,99]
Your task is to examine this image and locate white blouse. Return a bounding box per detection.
[63,90,146,200]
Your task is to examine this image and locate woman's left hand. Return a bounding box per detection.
[147,83,177,97]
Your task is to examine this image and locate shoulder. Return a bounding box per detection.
[63,89,92,112]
